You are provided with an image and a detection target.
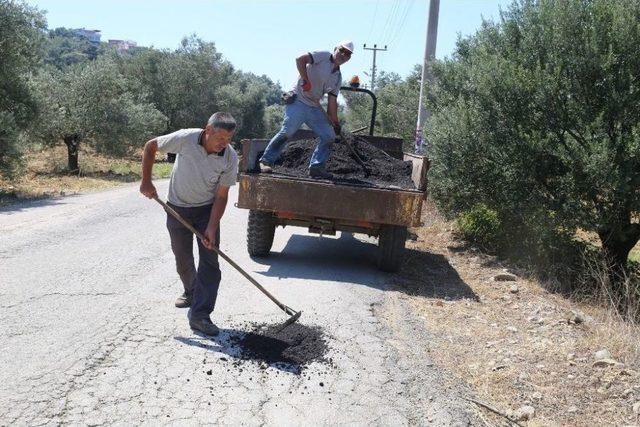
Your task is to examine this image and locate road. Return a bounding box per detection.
[0,181,474,426]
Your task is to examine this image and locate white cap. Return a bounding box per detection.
[337,40,354,53]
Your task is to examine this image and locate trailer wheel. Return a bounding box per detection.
[377,225,407,272]
[247,210,276,257]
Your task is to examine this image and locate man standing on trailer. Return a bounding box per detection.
[259,40,354,179]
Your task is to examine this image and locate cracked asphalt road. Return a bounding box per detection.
[0,181,475,425]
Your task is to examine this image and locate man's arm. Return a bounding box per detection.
[296,53,312,91]
[327,94,340,129]
[202,185,230,250]
[140,138,158,198]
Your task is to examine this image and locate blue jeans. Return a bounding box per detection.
[166,203,221,322]
[260,99,336,169]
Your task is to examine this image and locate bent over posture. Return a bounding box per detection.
[140,112,238,336]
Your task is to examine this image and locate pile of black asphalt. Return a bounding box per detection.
[224,322,331,374]
[269,133,415,189]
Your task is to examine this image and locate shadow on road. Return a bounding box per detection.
[174,332,302,374]
[80,170,140,183]
[253,232,380,283]
[0,194,72,214]
[395,247,479,301]
[252,232,477,301]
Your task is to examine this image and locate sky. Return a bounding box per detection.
[26,0,511,88]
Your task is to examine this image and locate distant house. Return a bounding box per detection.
[108,39,138,52]
[73,28,101,44]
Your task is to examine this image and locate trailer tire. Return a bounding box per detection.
[247,210,276,257]
[377,225,407,272]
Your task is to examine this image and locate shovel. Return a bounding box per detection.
[153,196,302,330]
[338,132,370,174]
[326,113,370,174]
[351,125,369,134]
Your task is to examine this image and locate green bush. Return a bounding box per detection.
[456,204,500,250]
[263,104,284,138]
[457,202,592,286]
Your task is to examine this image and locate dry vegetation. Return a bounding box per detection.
[396,202,640,426]
[0,145,172,206]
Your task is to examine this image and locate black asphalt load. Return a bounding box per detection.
[271,134,415,189]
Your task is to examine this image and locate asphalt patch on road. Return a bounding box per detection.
[270,134,415,189]
[177,322,333,375]
[228,322,330,373]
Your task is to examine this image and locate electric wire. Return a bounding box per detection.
[365,0,380,42]
[388,0,416,47]
[380,0,402,45]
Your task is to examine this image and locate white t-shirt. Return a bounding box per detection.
[294,50,342,107]
[156,128,238,207]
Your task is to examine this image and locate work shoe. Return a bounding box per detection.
[174,292,192,308]
[309,167,332,180]
[189,317,220,336]
[259,161,273,173]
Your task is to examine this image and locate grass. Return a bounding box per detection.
[0,145,173,206]
[394,202,640,426]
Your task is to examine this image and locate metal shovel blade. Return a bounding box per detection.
[276,311,302,332]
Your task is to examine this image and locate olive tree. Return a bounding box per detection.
[427,0,640,279]
[44,27,99,69]
[31,57,166,172]
[120,36,280,139]
[0,0,45,177]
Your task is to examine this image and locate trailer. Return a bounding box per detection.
[236,87,429,272]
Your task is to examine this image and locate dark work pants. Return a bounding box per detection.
[166,203,221,321]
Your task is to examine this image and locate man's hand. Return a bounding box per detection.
[302,79,312,92]
[140,180,158,199]
[332,121,342,136]
[202,224,218,250]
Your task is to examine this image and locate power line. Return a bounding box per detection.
[386,0,408,44]
[361,0,381,76]
[380,0,402,44]
[388,0,416,47]
[365,0,381,42]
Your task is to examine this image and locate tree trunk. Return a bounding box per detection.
[63,135,80,173]
[597,222,640,283]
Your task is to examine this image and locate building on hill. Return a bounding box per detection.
[108,39,138,52]
[73,28,101,44]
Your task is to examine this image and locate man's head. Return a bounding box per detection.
[204,112,236,152]
[333,40,354,66]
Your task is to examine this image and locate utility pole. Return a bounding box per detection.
[415,0,439,153]
[363,44,387,91]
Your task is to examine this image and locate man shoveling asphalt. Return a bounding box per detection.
[259,40,354,179]
[139,112,238,336]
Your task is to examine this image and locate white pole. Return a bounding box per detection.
[415,0,440,153]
